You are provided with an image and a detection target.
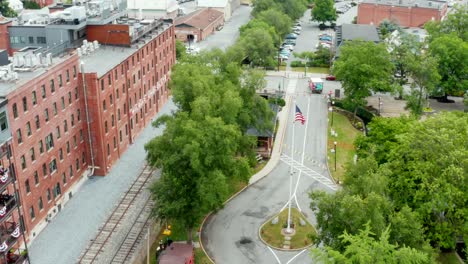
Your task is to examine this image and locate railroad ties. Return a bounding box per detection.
[78,164,156,264]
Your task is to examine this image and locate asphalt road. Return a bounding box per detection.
[202,75,336,264]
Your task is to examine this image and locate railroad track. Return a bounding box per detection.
[109,199,153,264]
[78,164,155,264]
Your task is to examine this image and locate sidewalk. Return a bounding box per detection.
[28,99,176,264]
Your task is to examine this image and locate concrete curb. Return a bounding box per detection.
[199,94,293,264]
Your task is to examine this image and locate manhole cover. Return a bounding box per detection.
[239,237,252,244]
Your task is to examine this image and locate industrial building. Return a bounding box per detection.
[0,0,175,254]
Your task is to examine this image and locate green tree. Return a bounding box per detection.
[280,0,308,20]
[146,114,247,243]
[406,52,440,115]
[425,5,468,42]
[387,33,419,99]
[311,0,337,25]
[239,27,276,67]
[175,40,186,59]
[240,19,280,46]
[333,41,394,117]
[0,0,17,17]
[379,19,400,38]
[311,223,430,264]
[251,0,282,17]
[429,35,468,99]
[257,9,292,41]
[386,112,468,249]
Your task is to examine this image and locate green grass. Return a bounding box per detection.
[438,252,463,264]
[195,248,212,264]
[327,112,360,182]
[278,66,330,74]
[260,208,316,249]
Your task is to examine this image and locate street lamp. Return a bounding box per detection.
[333,141,337,171]
[378,96,383,115]
[329,101,335,126]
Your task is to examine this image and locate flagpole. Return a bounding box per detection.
[287,99,296,234]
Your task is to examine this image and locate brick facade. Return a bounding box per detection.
[6,54,89,240]
[357,2,447,27]
[82,25,175,176]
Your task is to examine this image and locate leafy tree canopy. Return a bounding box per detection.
[425,5,468,42]
[0,0,17,17]
[311,0,337,24]
[256,9,292,41]
[239,27,276,67]
[175,40,186,60]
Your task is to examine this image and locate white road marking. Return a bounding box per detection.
[267,246,282,264]
[286,248,309,264]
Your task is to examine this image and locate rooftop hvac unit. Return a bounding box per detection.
[46,53,52,65]
[77,47,82,57]
[93,40,99,49]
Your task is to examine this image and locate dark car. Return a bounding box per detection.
[325,75,336,81]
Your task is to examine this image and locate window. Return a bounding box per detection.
[49,159,57,174]
[62,173,67,185]
[104,121,108,133]
[39,140,44,154]
[46,188,51,201]
[73,66,77,78]
[29,36,34,44]
[111,115,115,127]
[82,152,85,164]
[25,179,31,193]
[32,91,37,105]
[44,108,49,122]
[103,100,106,111]
[64,120,68,133]
[42,163,47,176]
[30,148,35,161]
[66,70,70,82]
[75,159,79,171]
[117,109,121,121]
[68,92,72,104]
[37,36,46,44]
[58,75,63,87]
[74,87,79,100]
[20,155,26,170]
[113,136,116,149]
[73,135,77,148]
[79,129,83,142]
[56,126,61,139]
[59,148,63,160]
[45,133,54,151]
[101,79,105,91]
[38,197,43,211]
[69,165,73,177]
[124,104,127,114]
[16,129,22,144]
[110,95,113,105]
[22,97,28,112]
[50,79,55,93]
[41,85,46,99]
[108,74,111,85]
[71,114,75,127]
[35,115,40,129]
[53,102,58,116]
[119,130,122,142]
[29,206,35,220]
[107,144,110,156]
[125,124,128,135]
[77,109,81,121]
[34,171,39,185]
[26,122,31,136]
[61,97,65,110]
[116,88,119,99]
[66,142,70,153]
[0,112,6,131]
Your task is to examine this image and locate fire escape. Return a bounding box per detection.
[0,140,29,264]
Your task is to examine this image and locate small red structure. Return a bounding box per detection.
[159,243,194,264]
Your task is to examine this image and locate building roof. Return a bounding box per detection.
[80,22,172,77]
[159,243,193,264]
[174,8,223,30]
[197,0,229,8]
[361,0,446,9]
[127,0,179,12]
[246,103,278,138]
[339,24,380,42]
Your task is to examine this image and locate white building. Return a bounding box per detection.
[127,0,179,19]
[196,0,240,21]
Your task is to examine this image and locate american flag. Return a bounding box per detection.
[295,105,306,125]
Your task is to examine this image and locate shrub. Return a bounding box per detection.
[290,61,305,67]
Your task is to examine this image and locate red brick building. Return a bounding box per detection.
[3,50,89,241]
[357,0,448,28]
[0,18,175,245]
[175,8,224,43]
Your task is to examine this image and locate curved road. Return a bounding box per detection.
[202,77,336,264]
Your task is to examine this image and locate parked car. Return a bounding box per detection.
[284,39,296,45]
[319,36,332,41]
[282,44,294,51]
[325,75,336,81]
[293,25,302,31]
[285,33,298,39]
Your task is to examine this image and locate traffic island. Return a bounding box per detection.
[259,208,316,250]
